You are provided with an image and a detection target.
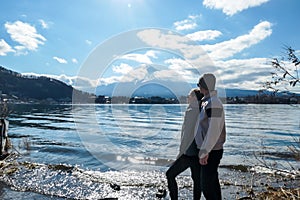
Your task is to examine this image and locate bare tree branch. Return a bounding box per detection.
[263,46,299,94]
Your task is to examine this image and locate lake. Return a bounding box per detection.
[1,104,299,199]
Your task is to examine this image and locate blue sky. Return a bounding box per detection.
[0,0,299,93]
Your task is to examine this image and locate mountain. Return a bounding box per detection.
[224,88,259,97]
[95,64,264,98]
[0,66,82,103]
[96,81,190,98]
[96,81,261,98]
[0,65,266,104]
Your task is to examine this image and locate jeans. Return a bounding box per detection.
[166,154,201,200]
[200,149,223,200]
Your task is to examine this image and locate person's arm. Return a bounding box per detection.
[178,107,197,157]
[198,106,224,159]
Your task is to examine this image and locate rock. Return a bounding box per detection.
[156,188,167,198]
[110,183,120,191]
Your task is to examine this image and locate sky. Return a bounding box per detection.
[0,0,299,94]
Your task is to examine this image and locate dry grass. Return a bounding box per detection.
[256,187,300,200]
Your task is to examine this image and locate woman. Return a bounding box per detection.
[166,88,203,200]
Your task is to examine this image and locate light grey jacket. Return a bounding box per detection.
[194,91,226,159]
[177,101,200,158]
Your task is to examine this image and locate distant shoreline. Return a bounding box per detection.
[3,92,299,105]
[4,102,300,106]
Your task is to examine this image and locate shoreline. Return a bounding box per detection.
[1,155,299,200]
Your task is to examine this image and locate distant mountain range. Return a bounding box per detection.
[223,88,260,97]
[0,65,272,103]
[95,82,261,98]
[0,66,84,103]
[95,64,262,98]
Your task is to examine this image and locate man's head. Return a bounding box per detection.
[197,73,216,92]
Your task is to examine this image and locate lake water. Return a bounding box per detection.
[1,104,299,199]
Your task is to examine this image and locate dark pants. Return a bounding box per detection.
[166,154,201,200]
[200,149,223,200]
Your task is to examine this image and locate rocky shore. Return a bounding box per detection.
[0,154,299,199]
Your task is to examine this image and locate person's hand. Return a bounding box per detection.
[199,154,209,165]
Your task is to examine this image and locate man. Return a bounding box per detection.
[166,88,203,200]
[195,73,226,200]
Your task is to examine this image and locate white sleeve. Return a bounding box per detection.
[198,116,223,158]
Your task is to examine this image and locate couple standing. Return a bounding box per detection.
[166,73,226,200]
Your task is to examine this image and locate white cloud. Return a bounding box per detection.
[163,58,202,82]
[72,58,78,64]
[153,69,191,82]
[186,30,222,41]
[119,65,149,82]
[21,72,99,92]
[5,21,46,51]
[99,76,123,85]
[85,40,92,45]
[137,29,191,54]
[173,15,200,31]
[0,39,15,56]
[104,65,162,84]
[215,57,271,90]
[165,58,193,70]
[174,20,197,31]
[53,24,275,92]
[203,0,270,16]
[72,76,99,91]
[137,29,215,68]
[112,63,133,74]
[120,50,158,64]
[203,21,272,60]
[136,28,275,90]
[114,61,196,84]
[22,73,74,86]
[39,19,49,29]
[55,74,75,86]
[145,50,158,59]
[22,57,274,92]
[14,45,28,55]
[121,54,152,64]
[53,56,68,64]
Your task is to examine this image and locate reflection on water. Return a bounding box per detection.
[7,104,300,169]
[1,104,299,199]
